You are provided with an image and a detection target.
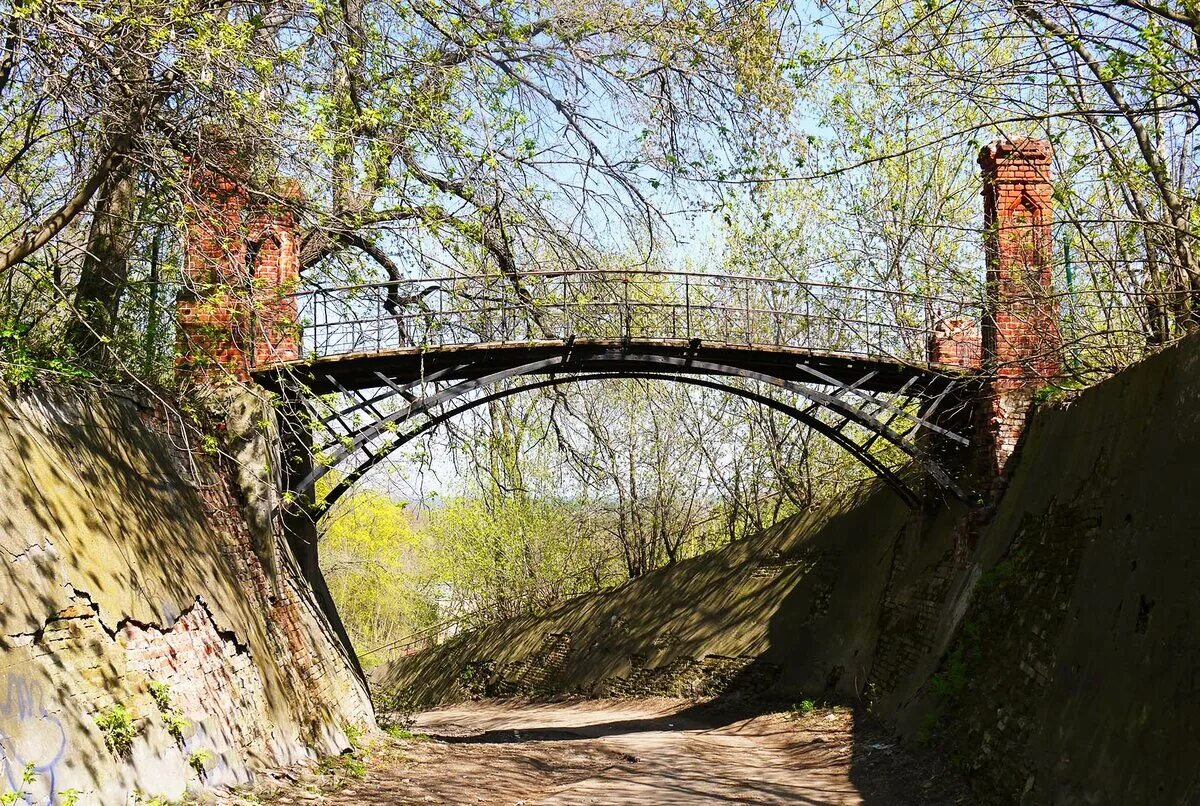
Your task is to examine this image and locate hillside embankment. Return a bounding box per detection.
[0,383,372,803]
[375,333,1200,804]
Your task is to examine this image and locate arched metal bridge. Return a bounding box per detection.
[251,270,984,515]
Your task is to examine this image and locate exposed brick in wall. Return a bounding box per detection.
[123,601,280,765]
[177,167,301,381]
[929,500,1099,802]
[867,524,972,699]
[136,398,370,742]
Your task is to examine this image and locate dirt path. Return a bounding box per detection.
[249,698,966,805]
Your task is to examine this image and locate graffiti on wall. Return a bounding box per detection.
[0,673,69,805]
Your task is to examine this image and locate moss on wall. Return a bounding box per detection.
[899,333,1200,804]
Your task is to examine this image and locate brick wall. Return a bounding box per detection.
[245,183,302,367]
[928,317,982,370]
[178,165,251,379]
[0,383,373,803]
[137,395,370,742]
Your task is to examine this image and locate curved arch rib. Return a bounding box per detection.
[308,371,928,521]
[299,350,963,499]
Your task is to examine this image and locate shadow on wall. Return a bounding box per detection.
[372,468,969,709]
[0,382,370,803]
[894,332,1200,805]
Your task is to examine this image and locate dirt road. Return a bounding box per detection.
[252,698,966,805]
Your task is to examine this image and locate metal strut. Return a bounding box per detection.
[287,347,975,518]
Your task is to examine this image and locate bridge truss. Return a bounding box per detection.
[252,271,982,516]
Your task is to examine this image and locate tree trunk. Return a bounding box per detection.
[68,172,138,363]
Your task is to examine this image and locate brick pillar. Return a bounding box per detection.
[178,164,252,381]
[179,169,302,381]
[928,316,982,370]
[246,183,302,367]
[977,138,1062,482]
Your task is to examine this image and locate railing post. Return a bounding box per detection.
[925,297,933,367]
[623,275,631,341]
[671,281,678,338]
[315,290,323,356]
[685,274,692,339]
[482,278,489,342]
[805,293,811,346]
[744,278,751,344]
[563,273,570,338]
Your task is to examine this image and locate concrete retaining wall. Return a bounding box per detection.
[0,383,372,804]
[375,333,1200,804]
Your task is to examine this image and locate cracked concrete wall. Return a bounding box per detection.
[0,383,372,804]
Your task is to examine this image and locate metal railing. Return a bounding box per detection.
[283,270,985,367]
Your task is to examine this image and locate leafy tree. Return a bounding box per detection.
[321,488,437,658]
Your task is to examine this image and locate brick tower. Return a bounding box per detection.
[977,138,1062,481]
[178,164,301,382]
[926,139,1062,495]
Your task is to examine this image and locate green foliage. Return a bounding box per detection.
[420,496,614,628]
[95,703,139,758]
[786,699,841,720]
[132,793,176,806]
[319,488,437,660]
[163,711,190,743]
[148,680,190,743]
[316,752,367,780]
[148,681,172,711]
[59,789,82,806]
[374,687,419,728]
[187,749,214,777]
[929,644,969,701]
[343,722,365,751]
[0,763,34,804]
[0,319,92,385]
[382,724,429,741]
[1034,385,1065,405]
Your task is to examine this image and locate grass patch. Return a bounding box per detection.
[317,752,367,780]
[383,724,430,741]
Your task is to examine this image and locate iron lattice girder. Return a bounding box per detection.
[257,341,975,515]
[314,371,930,516]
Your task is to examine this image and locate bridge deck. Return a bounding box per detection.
[253,338,971,396]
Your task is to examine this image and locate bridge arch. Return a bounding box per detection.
[261,340,976,520]
[314,372,927,518]
[180,138,1068,521]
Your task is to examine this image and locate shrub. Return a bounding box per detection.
[187,749,214,777]
[96,703,139,757]
[148,681,191,743]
